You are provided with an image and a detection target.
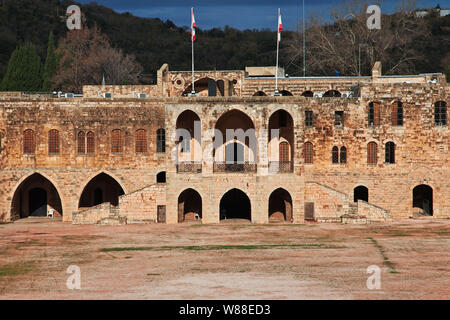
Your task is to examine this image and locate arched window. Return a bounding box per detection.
[340,146,347,164]
[135,129,147,153]
[156,171,166,183]
[332,146,339,163]
[111,129,123,153]
[385,142,395,163]
[304,142,314,164]
[435,101,447,126]
[23,129,35,154]
[87,131,95,154]
[367,142,378,165]
[48,129,59,154]
[157,128,165,153]
[368,102,380,126]
[279,141,290,162]
[392,101,403,126]
[77,131,85,154]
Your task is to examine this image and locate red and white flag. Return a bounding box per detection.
[191,8,196,42]
[277,9,283,42]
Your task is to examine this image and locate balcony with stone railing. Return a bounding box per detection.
[176,162,202,173]
[268,161,293,173]
[213,162,257,173]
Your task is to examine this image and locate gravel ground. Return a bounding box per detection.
[0,217,449,299]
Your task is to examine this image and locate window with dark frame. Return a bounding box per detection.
[385,142,395,164]
[77,131,85,154]
[369,102,380,126]
[304,142,313,164]
[340,146,347,164]
[332,146,339,163]
[48,129,59,154]
[111,129,123,153]
[435,101,447,126]
[157,128,165,153]
[279,141,289,162]
[135,129,147,153]
[367,142,378,165]
[392,101,403,126]
[23,129,35,154]
[87,131,95,154]
[305,110,313,127]
[335,111,344,126]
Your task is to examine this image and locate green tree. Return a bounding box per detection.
[0,44,43,92]
[42,31,58,91]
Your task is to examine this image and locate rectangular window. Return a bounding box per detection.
[335,111,344,126]
[305,111,313,127]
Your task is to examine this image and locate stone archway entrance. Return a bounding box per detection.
[178,189,202,222]
[79,173,125,208]
[11,173,63,219]
[268,188,293,222]
[220,189,251,221]
[413,184,433,216]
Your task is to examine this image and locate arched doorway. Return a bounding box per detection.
[280,90,293,96]
[253,91,267,96]
[79,173,125,208]
[214,109,256,172]
[220,189,251,221]
[11,173,63,219]
[323,90,341,97]
[413,185,433,215]
[183,77,216,96]
[178,189,202,222]
[354,186,368,202]
[301,90,314,97]
[268,188,293,222]
[268,109,294,173]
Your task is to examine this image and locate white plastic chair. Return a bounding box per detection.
[48,209,54,218]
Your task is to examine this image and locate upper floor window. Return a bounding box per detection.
[385,142,395,164]
[48,129,59,154]
[435,101,447,126]
[157,128,166,153]
[23,129,35,154]
[367,142,378,165]
[332,146,339,163]
[111,129,123,153]
[304,142,314,164]
[77,131,85,154]
[368,102,380,126]
[305,110,313,127]
[279,141,290,162]
[335,111,344,126]
[340,146,347,164]
[392,101,403,126]
[87,131,95,154]
[135,129,147,153]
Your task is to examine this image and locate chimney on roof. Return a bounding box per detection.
[372,61,382,80]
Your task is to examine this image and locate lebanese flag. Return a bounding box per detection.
[277,9,283,42]
[191,8,196,42]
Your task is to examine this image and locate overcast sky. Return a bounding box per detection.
[77,0,445,30]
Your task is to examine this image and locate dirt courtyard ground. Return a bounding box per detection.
[0,218,449,299]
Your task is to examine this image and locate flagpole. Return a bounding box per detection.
[191,7,195,94]
[303,0,306,77]
[275,8,280,94]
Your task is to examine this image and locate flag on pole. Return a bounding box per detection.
[191,8,196,42]
[277,9,283,42]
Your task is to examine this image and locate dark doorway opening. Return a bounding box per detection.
[354,186,368,202]
[11,173,63,220]
[220,189,251,221]
[79,173,125,208]
[268,188,293,222]
[413,185,433,216]
[178,189,202,222]
[29,188,47,217]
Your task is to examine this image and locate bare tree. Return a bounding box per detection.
[286,0,430,76]
[54,25,142,93]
